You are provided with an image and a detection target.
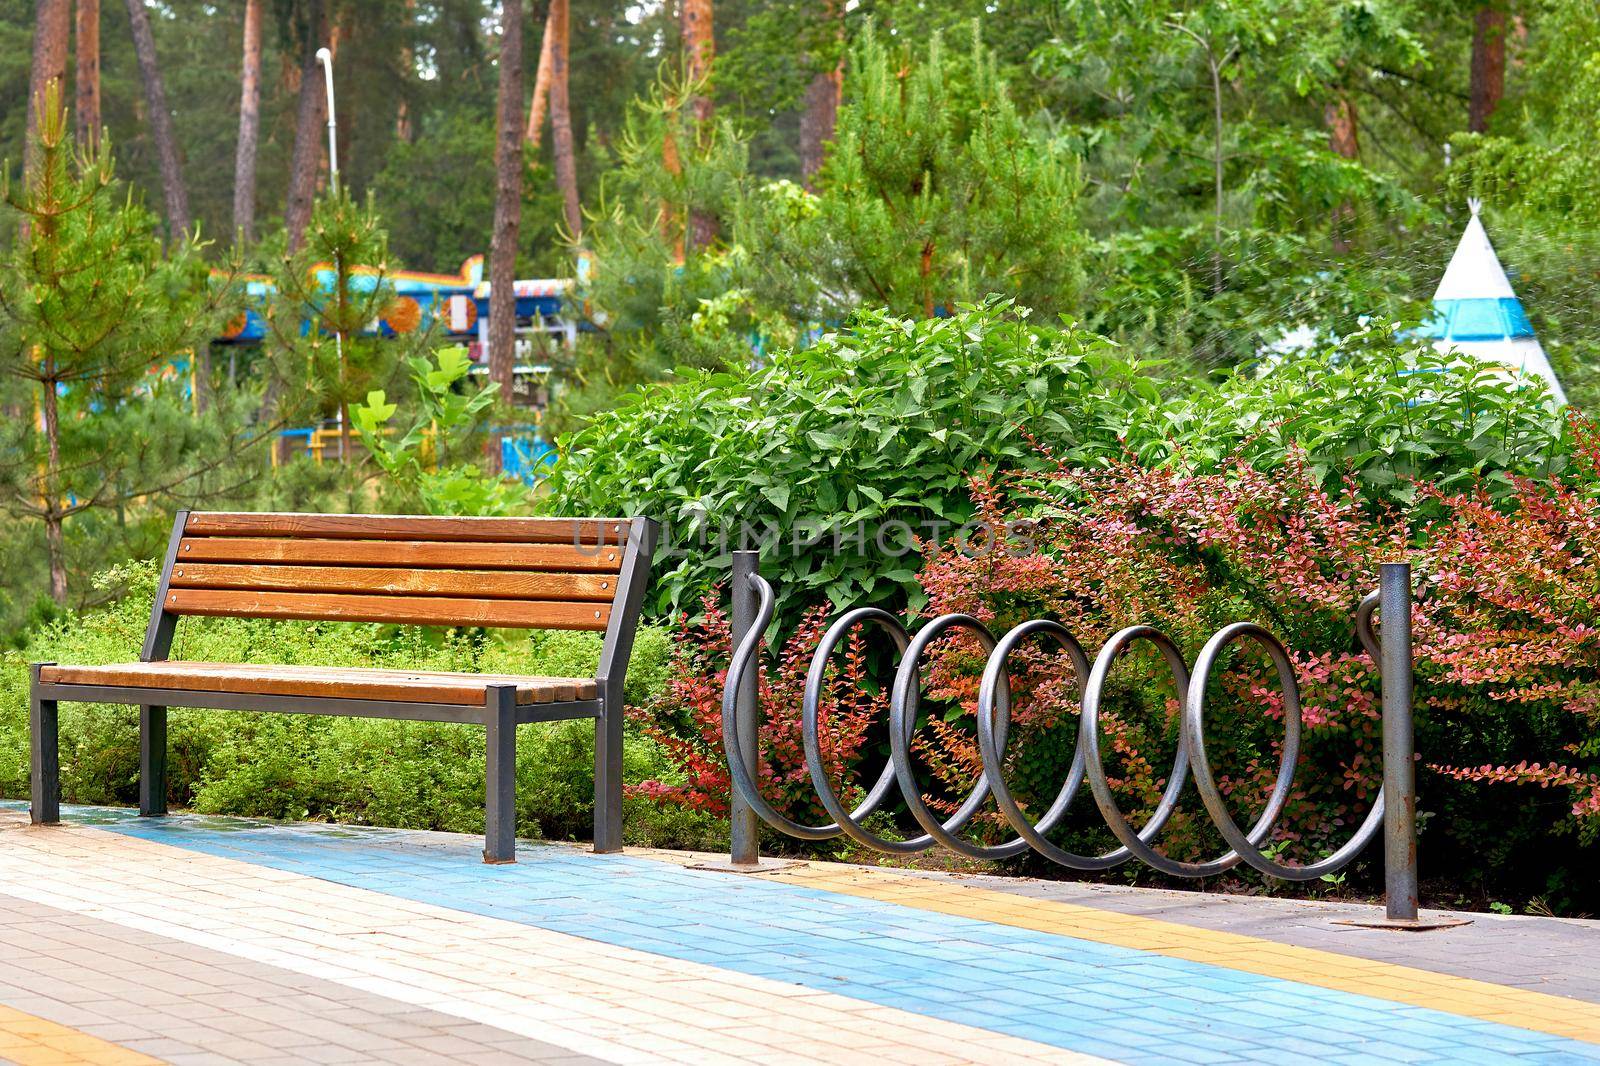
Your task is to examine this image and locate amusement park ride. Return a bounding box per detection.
[214,255,576,481]
[210,48,573,482]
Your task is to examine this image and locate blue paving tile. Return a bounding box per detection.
[46,806,1600,1066]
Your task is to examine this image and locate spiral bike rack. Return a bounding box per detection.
[721,551,1458,928]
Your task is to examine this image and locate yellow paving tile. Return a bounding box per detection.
[0,1006,159,1066]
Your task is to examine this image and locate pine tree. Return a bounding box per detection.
[233,0,264,243]
[742,21,1085,324]
[257,190,418,468]
[556,68,752,429]
[74,0,100,151]
[0,87,240,605]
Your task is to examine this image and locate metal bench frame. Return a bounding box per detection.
[29,510,658,863]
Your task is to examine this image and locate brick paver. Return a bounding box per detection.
[0,895,602,1065]
[0,807,1097,1065]
[3,802,1599,1065]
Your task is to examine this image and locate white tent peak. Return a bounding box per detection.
[1434,204,1515,301]
[1422,200,1566,405]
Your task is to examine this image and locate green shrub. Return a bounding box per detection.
[546,303,1572,628]
[0,560,682,846]
[1155,329,1571,506]
[547,300,1155,626]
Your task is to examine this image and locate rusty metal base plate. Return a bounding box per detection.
[1330,916,1474,931]
[689,857,804,874]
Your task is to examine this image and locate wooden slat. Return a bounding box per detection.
[185,512,631,546]
[39,662,597,705]
[166,588,611,631]
[176,537,625,572]
[170,563,619,602]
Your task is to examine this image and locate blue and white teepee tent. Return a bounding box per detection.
[1418,199,1566,404]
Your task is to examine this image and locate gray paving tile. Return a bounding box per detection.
[0,895,611,1064]
[886,865,1600,1004]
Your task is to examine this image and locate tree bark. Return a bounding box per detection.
[525,3,554,150]
[1469,5,1507,133]
[124,0,191,239]
[26,0,70,179]
[395,0,415,141]
[548,0,581,239]
[680,0,715,250]
[233,0,264,242]
[489,0,525,475]
[1325,92,1359,254]
[40,364,68,603]
[194,341,212,415]
[75,0,99,150]
[284,0,327,252]
[681,0,714,125]
[799,1,843,187]
[661,104,684,262]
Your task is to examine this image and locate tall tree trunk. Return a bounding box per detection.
[395,0,415,141]
[1325,92,1358,253]
[661,105,684,262]
[548,0,581,240]
[233,0,263,242]
[799,64,842,187]
[525,4,554,150]
[284,0,327,252]
[26,0,70,179]
[124,0,191,239]
[40,367,69,604]
[194,341,212,415]
[1470,5,1507,133]
[799,1,843,187]
[681,0,713,124]
[74,0,99,150]
[1205,47,1226,296]
[488,0,525,475]
[680,0,715,250]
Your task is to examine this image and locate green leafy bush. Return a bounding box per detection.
[1144,330,1571,505]
[546,303,1571,627]
[546,301,1155,625]
[352,345,528,516]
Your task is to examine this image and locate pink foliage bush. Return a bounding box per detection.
[627,591,883,824]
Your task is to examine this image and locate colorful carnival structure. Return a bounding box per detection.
[217,256,576,481]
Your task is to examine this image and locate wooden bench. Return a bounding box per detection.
[29,510,658,862]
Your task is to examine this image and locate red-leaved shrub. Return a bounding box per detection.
[628,591,883,824]
[638,417,1600,899]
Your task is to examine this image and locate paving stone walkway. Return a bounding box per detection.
[1,802,1597,1065]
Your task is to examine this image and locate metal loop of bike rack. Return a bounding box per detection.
[723,551,1438,926]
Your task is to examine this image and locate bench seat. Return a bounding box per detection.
[38,662,598,706]
[30,510,659,863]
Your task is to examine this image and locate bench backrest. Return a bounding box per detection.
[149,512,655,647]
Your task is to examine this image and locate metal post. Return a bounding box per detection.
[729,550,761,866]
[1380,562,1419,922]
[315,48,339,195]
[139,705,167,817]
[29,663,59,825]
[483,684,518,864]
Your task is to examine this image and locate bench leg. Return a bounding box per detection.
[483,685,518,864]
[29,664,59,825]
[140,705,167,817]
[593,684,623,853]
